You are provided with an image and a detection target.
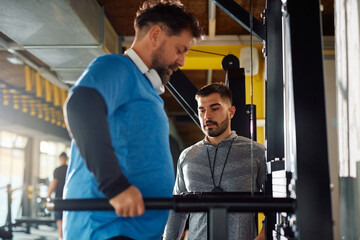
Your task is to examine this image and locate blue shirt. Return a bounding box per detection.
[63,54,175,239]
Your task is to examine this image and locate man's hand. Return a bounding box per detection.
[109,185,145,217]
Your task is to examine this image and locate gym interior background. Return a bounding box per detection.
[0,0,359,239]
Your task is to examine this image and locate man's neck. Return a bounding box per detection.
[206,130,232,146]
[130,42,152,69]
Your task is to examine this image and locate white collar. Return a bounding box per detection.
[125,48,165,95]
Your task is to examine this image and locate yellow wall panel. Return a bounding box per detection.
[35,73,43,98]
[45,80,52,102]
[60,89,68,108]
[53,86,60,106]
[24,66,32,92]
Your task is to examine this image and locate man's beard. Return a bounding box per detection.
[204,115,229,137]
[151,43,178,85]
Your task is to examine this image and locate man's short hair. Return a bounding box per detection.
[195,82,233,104]
[59,152,68,159]
[135,0,203,39]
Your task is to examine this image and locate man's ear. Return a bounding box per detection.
[229,106,236,119]
[148,25,164,47]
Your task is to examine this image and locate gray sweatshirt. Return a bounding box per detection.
[163,132,266,240]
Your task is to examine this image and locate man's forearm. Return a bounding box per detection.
[65,87,131,199]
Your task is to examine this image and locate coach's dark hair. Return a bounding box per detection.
[135,0,202,39]
[195,83,233,104]
[59,152,68,159]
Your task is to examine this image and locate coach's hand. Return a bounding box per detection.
[109,185,145,217]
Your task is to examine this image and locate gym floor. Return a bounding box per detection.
[12,225,58,240]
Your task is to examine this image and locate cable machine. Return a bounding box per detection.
[212,0,334,238]
[166,0,334,238]
[47,0,334,239]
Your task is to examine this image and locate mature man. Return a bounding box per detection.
[47,152,68,240]
[164,83,266,240]
[62,1,202,239]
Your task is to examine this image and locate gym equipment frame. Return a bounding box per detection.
[47,193,295,240]
[46,0,334,239]
[169,0,334,238]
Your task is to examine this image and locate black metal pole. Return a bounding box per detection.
[285,0,333,239]
[48,194,295,240]
[208,208,228,240]
[167,70,200,127]
[211,0,265,41]
[265,0,285,238]
[47,194,295,213]
[226,68,248,138]
[6,184,12,233]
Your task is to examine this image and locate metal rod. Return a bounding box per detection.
[51,67,86,71]
[47,194,295,213]
[22,44,102,49]
[211,0,265,41]
[167,70,200,127]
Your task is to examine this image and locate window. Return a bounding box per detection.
[0,131,27,225]
[39,141,70,181]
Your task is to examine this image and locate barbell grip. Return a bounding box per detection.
[47,195,295,213]
[47,198,172,211]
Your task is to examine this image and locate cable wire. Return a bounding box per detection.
[189,48,227,56]
[249,0,256,238]
[249,0,255,198]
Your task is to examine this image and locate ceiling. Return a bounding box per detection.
[0,0,334,148]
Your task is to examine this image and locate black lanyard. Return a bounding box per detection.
[206,138,235,192]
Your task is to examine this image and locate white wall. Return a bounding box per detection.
[323,56,340,240]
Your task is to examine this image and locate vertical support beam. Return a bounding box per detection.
[285,0,333,238]
[246,104,257,141]
[208,0,216,37]
[265,0,284,238]
[22,138,33,217]
[227,68,248,138]
[6,184,12,232]
[207,208,228,240]
[31,137,40,218]
[266,0,284,164]
[206,69,213,85]
[335,0,360,238]
[225,66,257,140]
[335,0,360,179]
